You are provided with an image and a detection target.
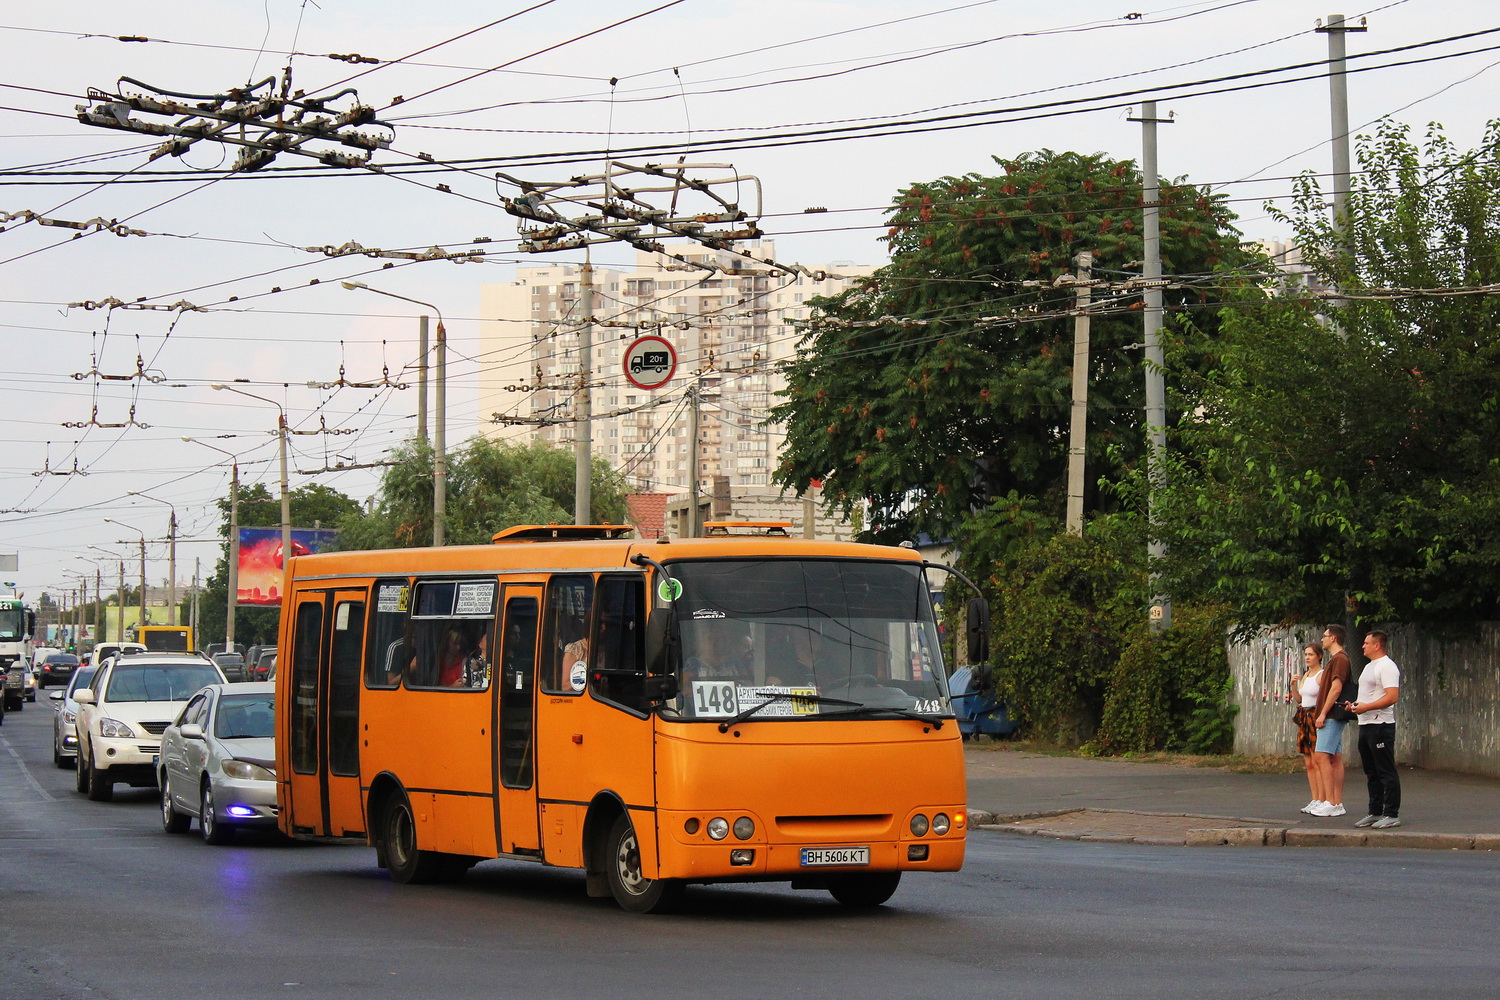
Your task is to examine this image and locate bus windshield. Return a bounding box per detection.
[663,558,951,723]
[0,608,24,640]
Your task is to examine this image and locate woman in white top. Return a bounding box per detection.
[1292,642,1324,812]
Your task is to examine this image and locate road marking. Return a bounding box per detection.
[1,736,57,801]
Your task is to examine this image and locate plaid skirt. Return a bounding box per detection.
[1293,706,1317,755]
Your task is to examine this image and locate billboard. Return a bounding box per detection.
[237,527,338,606]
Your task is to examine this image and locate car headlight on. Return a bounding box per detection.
[221,759,276,781]
[98,718,136,739]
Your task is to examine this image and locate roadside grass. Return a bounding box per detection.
[964,737,1304,774]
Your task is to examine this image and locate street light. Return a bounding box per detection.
[103,519,148,630]
[127,491,177,625]
[87,545,129,641]
[210,385,291,599]
[342,280,447,545]
[183,437,240,650]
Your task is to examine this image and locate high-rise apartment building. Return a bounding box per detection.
[479,241,875,495]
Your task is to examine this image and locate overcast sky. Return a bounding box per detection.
[3,0,1497,601]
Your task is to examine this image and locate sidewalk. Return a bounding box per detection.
[964,746,1500,850]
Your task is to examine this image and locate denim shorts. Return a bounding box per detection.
[1314,717,1349,755]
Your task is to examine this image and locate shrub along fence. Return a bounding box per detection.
[1228,622,1500,779]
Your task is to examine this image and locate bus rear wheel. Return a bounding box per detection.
[605,814,682,914]
[826,871,901,907]
[382,791,444,884]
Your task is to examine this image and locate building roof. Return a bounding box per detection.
[625,493,670,539]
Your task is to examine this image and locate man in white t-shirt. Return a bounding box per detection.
[1347,630,1402,830]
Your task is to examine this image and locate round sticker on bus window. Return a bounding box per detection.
[657,578,683,602]
[570,660,588,692]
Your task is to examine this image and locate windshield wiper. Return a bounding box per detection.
[716,691,859,732]
[815,704,947,729]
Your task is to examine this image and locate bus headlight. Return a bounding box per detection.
[733,817,755,840]
[707,817,729,841]
[932,813,951,835]
[909,814,929,837]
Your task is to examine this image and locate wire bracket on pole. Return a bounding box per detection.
[76,74,393,172]
[498,161,775,271]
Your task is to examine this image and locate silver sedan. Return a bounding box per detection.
[158,681,278,844]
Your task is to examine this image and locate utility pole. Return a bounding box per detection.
[116,562,125,642]
[433,318,446,546]
[138,538,147,626]
[687,385,701,538]
[417,315,429,446]
[167,510,177,624]
[1065,251,1093,536]
[1320,12,1366,657]
[575,258,594,525]
[93,566,101,647]
[1318,13,1366,261]
[1130,101,1174,631]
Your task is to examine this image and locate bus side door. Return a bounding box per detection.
[285,588,367,838]
[494,585,542,855]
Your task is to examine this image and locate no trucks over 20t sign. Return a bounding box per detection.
[623,335,677,390]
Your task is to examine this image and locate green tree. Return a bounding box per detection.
[333,436,630,550]
[771,149,1261,541]
[196,482,361,648]
[1149,119,1500,623]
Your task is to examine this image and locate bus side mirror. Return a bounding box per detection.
[966,597,990,664]
[644,609,676,676]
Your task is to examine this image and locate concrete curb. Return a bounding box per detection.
[971,808,1499,851]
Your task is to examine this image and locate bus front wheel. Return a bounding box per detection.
[827,871,901,907]
[605,814,682,914]
[382,791,443,884]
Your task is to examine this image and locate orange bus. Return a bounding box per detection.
[274,523,980,912]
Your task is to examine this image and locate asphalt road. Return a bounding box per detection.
[4,699,1499,1000]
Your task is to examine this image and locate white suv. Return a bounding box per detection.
[74,653,225,801]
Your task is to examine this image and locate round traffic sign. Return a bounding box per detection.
[623,335,677,390]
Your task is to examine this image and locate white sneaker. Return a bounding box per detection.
[1324,803,1346,817]
[1299,799,1321,814]
[1308,801,1337,817]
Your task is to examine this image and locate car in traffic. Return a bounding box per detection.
[159,681,277,844]
[212,652,247,682]
[251,648,277,682]
[36,651,81,689]
[73,652,225,801]
[49,663,98,766]
[22,663,37,702]
[3,659,26,711]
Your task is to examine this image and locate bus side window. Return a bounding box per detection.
[406,580,495,691]
[588,575,647,714]
[541,575,592,695]
[365,580,410,689]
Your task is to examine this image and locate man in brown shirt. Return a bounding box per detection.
[1308,624,1355,817]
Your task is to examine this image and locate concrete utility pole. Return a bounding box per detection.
[1130,101,1174,631]
[1065,251,1093,536]
[183,437,240,648]
[1318,13,1366,260]
[417,315,429,446]
[575,258,594,525]
[687,385,702,538]
[1319,12,1367,655]
[116,562,125,641]
[337,285,446,545]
